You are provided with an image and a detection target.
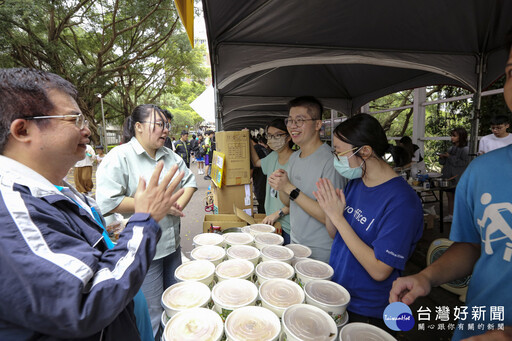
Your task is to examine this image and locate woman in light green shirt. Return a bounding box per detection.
[249,118,294,244]
[96,104,197,337]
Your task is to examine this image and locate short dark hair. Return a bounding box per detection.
[181,130,188,136]
[506,30,512,54]
[287,96,323,120]
[490,115,510,126]
[0,68,77,154]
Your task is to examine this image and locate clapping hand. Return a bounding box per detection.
[134,162,185,222]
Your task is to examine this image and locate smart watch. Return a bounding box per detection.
[289,188,300,201]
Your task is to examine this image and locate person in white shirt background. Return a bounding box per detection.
[478,114,512,154]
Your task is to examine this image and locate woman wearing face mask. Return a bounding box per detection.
[313,114,423,329]
[249,118,294,244]
[96,104,197,338]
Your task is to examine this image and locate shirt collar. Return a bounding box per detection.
[129,136,170,160]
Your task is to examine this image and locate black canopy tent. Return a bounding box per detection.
[201,0,512,145]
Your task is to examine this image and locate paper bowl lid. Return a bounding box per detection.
[226,245,260,260]
[175,260,216,281]
[283,304,337,341]
[225,306,281,341]
[254,233,284,245]
[164,307,223,341]
[224,232,254,245]
[304,280,350,306]
[261,245,294,260]
[249,223,275,234]
[215,259,254,279]
[193,233,224,246]
[212,279,258,307]
[285,244,312,258]
[256,260,294,280]
[190,245,226,262]
[259,279,304,308]
[294,259,334,279]
[162,281,211,310]
[340,322,397,341]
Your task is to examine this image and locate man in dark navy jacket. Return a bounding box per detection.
[0,68,184,340]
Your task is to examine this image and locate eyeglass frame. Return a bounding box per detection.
[265,132,288,140]
[140,121,171,131]
[284,117,318,127]
[21,113,88,130]
[490,124,507,131]
[332,147,359,161]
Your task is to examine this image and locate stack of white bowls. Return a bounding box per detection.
[167,228,380,341]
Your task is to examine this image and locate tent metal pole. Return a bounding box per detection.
[469,54,484,157]
[412,87,426,158]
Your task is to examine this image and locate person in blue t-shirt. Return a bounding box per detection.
[390,36,512,341]
[313,113,423,329]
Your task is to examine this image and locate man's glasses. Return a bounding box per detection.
[332,147,358,161]
[490,125,506,131]
[22,113,88,130]
[141,121,171,131]
[284,117,317,127]
[265,132,288,140]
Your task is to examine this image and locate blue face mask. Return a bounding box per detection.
[333,148,363,179]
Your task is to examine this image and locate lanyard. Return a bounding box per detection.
[55,186,115,249]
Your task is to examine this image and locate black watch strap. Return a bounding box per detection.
[289,188,300,201]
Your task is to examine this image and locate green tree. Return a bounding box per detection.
[0,0,209,144]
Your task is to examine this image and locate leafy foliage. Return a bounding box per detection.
[0,0,209,144]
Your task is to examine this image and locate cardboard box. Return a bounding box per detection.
[213,183,253,215]
[215,131,251,185]
[202,208,279,233]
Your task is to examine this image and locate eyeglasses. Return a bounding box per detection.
[22,113,88,130]
[332,147,358,161]
[284,117,317,127]
[265,132,288,140]
[490,125,506,131]
[141,121,171,130]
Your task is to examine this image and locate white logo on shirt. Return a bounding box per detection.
[344,205,375,231]
[477,193,512,262]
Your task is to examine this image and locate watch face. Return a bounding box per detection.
[290,188,300,200]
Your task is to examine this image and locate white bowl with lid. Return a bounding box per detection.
[304,279,351,327]
[248,223,276,236]
[190,245,226,266]
[294,259,334,288]
[163,307,224,341]
[254,232,284,250]
[259,279,305,318]
[255,260,295,285]
[211,279,259,320]
[260,245,294,264]
[215,258,255,282]
[225,306,281,341]
[226,244,261,265]
[174,259,216,286]
[161,281,211,317]
[193,233,225,248]
[282,304,338,341]
[339,322,397,341]
[224,232,255,248]
[285,244,312,266]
